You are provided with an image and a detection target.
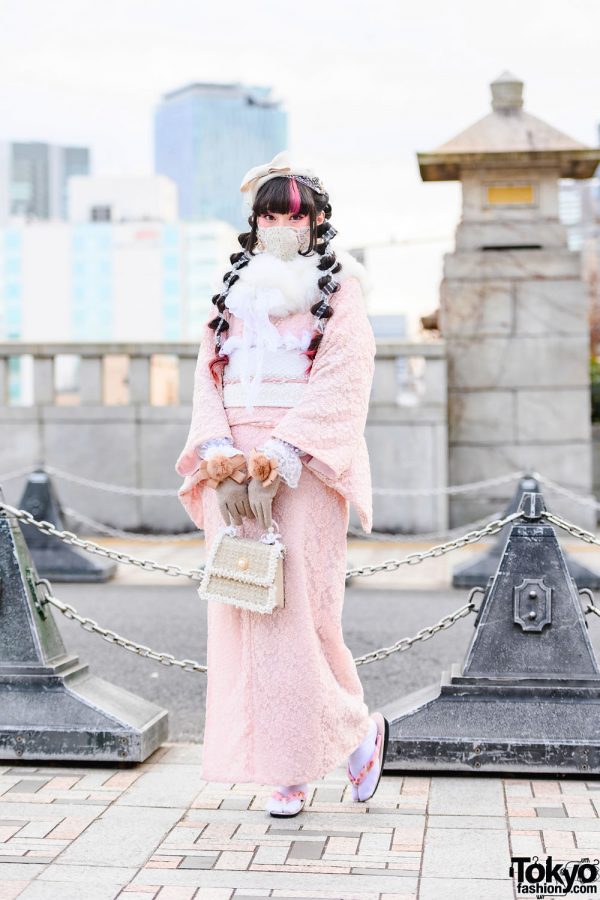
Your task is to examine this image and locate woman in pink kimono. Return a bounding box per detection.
[175,151,389,817]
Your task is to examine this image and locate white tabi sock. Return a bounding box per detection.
[265,782,308,815]
[347,717,378,800]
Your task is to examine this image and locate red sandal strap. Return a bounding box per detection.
[347,732,382,786]
[271,790,306,802]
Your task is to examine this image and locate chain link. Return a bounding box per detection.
[535,473,600,512]
[543,509,600,546]
[0,499,205,582]
[1,465,598,511]
[64,506,204,543]
[347,510,504,543]
[1,462,528,498]
[44,465,176,496]
[1,452,598,681]
[37,579,479,673]
[7,503,600,676]
[354,593,480,666]
[35,580,207,673]
[344,510,524,578]
[0,499,524,582]
[71,504,499,546]
[372,470,526,496]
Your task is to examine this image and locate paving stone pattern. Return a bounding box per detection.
[0,743,598,899]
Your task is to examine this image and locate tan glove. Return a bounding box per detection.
[215,476,256,526]
[248,473,281,530]
[247,449,282,530]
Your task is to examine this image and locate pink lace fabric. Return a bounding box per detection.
[175,275,376,784]
[200,409,371,785]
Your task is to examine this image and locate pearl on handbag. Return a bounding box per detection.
[237,557,249,570]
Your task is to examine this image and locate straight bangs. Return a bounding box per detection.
[254,177,316,217]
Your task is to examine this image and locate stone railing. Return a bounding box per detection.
[0,340,448,534]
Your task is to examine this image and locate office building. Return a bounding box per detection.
[0,141,90,224]
[154,82,287,230]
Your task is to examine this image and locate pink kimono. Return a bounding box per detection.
[175,271,376,784]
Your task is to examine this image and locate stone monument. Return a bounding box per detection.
[418,71,600,528]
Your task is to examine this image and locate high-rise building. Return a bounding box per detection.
[0,141,90,224]
[154,82,287,230]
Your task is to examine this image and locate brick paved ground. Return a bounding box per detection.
[0,742,599,899]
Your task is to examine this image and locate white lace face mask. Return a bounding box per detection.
[256,225,311,261]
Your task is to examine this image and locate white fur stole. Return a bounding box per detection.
[224,247,370,318]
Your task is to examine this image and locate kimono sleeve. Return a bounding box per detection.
[174,317,233,478]
[270,276,376,482]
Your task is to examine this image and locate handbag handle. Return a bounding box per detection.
[261,519,281,544]
[223,518,281,543]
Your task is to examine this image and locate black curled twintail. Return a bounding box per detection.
[207,245,251,385]
[208,174,342,382]
[304,212,342,374]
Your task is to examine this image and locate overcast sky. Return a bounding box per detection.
[1,0,599,330]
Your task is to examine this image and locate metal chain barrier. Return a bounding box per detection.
[34,579,207,673]
[544,509,600,549]
[0,497,523,582]
[1,462,529,498]
[347,510,503,543]
[64,506,204,543]
[535,473,600,513]
[519,509,600,619]
[1,497,599,676]
[344,510,524,579]
[45,465,175,497]
[35,579,482,674]
[34,510,600,674]
[371,470,526,496]
[3,465,600,545]
[353,592,481,666]
[1,464,598,512]
[69,504,497,546]
[0,499,205,582]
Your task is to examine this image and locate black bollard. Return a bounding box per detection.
[381,491,600,774]
[452,473,600,590]
[0,487,168,762]
[16,468,116,582]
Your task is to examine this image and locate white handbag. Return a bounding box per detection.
[197,519,285,614]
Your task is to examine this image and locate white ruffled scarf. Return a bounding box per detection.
[221,248,369,411]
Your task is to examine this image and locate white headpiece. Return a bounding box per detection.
[239,150,326,210]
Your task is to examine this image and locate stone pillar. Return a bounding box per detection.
[417,72,600,528]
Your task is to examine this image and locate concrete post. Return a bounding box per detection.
[381,490,600,774]
[0,486,168,761]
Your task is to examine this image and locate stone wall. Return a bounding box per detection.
[0,340,448,536]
